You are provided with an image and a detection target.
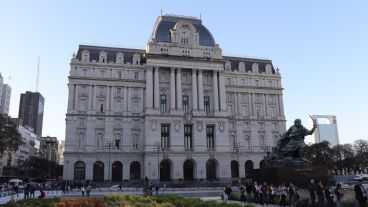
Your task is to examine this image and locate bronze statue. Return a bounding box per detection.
[261,118,317,168]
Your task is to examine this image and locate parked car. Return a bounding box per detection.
[353,174,368,181]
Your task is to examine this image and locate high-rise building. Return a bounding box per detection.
[40,136,59,163]
[18,91,44,137]
[57,140,65,165]
[63,14,286,182]
[309,115,339,146]
[0,74,11,115]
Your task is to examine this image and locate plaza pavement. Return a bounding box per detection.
[0,187,230,205]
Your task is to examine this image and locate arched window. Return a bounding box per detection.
[111,161,123,182]
[183,159,195,181]
[206,159,217,181]
[231,160,239,178]
[160,159,171,181]
[130,161,141,180]
[244,160,254,178]
[74,161,85,180]
[93,161,104,182]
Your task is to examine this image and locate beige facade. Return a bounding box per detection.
[63,15,286,182]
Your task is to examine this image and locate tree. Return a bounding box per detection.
[306,141,334,170]
[353,140,368,173]
[0,115,22,154]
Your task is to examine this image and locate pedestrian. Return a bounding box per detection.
[354,179,367,207]
[81,186,85,197]
[316,181,325,207]
[289,182,296,207]
[39,190,46,198]
[30,185,35,198]
[308,179,317,207]
[240,184,246,204]
[86,186,91,197]
[245,181,252,202]
[23,184,30,199]
[334,183,344,207]
[224,185,232,200]
[324,185,334,207]
[119,184,122,191]
[155,184,159,195]
[279,183,287,207]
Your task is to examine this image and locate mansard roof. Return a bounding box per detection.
[75,45,145,64]
[223,56,275,74]
[150,15,216,46]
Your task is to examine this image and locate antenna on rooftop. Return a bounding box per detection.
[36,57,40,92]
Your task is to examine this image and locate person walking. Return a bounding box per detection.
[240,184,246,204]
[81,186,85,197]
[23,184,30,199]
[354,179,367,207]
[86,186,91,197]
[334,183,344,207]
[316,181,325,207]
[308,179,317,207]
[324,185,334,207]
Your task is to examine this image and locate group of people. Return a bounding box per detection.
[79,185,92,197]
[307,179,342,207]
[225,181,300,206]
[143,176,161,196]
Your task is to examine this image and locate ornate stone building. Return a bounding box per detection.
[63,15,286,183]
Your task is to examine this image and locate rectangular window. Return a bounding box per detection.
[204,96,210,114]
[206,125,215,150]
[134,72,139,80]
[161,124,170,150]
[118,71,123,79]
[184,125,193,151]
[115,140,120,149]
[183,95,189,113]
[117,88,121,95]
[160,95,167,113]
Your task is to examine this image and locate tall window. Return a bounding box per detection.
[77,133,84,149]
[134,72,139,80]
[97,133,104,149]
[183,96,189,113]
[206,125,215,150]
[133,134,139,149]
[204,96,210,114]
[160,95,167,113]
[115,133,121,149]
[184,125,193,151]
[161,124,170,150]
[118,71,123,79]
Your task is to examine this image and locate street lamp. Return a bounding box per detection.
[148,162,151,178]
[154,141,161,181]
[105,141,115,183]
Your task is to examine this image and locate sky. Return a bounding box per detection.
[0,1,367,144]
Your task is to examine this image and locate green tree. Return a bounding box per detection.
[0,115,22,154]
[353,139,368,173]
[306,141,333,169]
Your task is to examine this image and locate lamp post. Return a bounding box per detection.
[148,162,151,178]
[105,141,114,184]
[154,141,161,181]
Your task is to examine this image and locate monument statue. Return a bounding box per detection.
[260,118,317,168]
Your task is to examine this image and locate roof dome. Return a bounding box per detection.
[151,15,216,47]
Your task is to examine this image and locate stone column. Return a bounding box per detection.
[278,94,285,116]
[251,93,256,116]
[234,92,239,115]
[218,71,226,111]
[264,94,268,116]
[106,86,111,111]
[237,93,241,115]
[74,84,79,111]
[248,93,253,115]
[154,67,160,110]
[124,87,128,111]
[127,87,131,111]
[111,87,115,112]
[140,88,144,113]
[213,71,219,112]
[170,68,176,111]
[176,68,182,110]
[191,69,198,111]
[68,84,74,111]
[198,70,204,111]
[93,86,97,111]
[89,85,93,111]
[145,67,153,109]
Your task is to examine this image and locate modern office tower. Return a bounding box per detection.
[309,115,340,146]
[18,91,45,137]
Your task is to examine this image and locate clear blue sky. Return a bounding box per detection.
[1,1,367,144]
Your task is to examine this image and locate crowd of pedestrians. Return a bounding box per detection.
[224,181,300,206]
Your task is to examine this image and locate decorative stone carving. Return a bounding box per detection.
[218,121,225,132]
[150,119,158,131]
[174,120,181,132]
[196,121,203,132]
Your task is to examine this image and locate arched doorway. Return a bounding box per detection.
[93,161,104,182]
[245,160,254,178]
[111,161,122,182]
[160,159,171,181]
[206,159,217,181]
[183,159,195,181]
[74,161,85,180]
[231,160,239,178]
[130,161,141,180]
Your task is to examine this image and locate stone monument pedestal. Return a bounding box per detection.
[250,165,329,188]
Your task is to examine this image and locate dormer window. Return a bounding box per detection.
[238,62,245,72]
[252,63,259,73]
[99,51,107,63]
[265,64,272,74]
[81,50,90,62]
[116,52,124,64]
[225,61,231,71]
[133,53,140,65]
